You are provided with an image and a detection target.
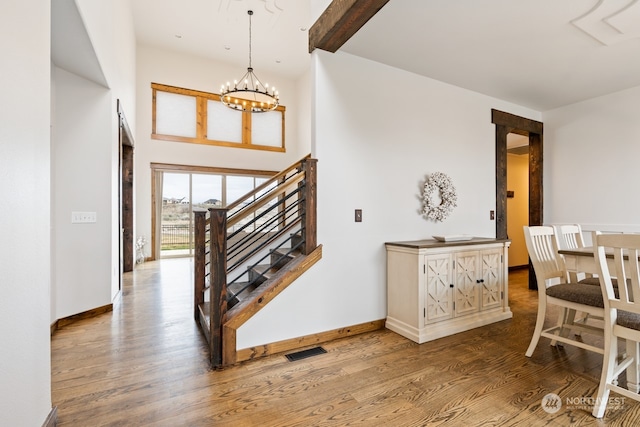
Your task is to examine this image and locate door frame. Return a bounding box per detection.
[492,109,543,289]
[118,100,135,281]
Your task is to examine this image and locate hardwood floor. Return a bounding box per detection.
[52,259,640,426]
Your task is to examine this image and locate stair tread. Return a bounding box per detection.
[198,302,211,325]
[271,248,301,258]
[251,264,279,275]
[228,281,250,294]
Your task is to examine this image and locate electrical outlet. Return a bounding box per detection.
[355,209,362,222]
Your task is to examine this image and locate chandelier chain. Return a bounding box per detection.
[248,10,252,69]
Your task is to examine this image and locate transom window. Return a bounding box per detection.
[151,83,285,152]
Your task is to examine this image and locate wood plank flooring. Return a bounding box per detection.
[52,259,640,426]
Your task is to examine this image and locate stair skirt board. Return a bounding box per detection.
[285,346,327,362]
[234,319,386,364]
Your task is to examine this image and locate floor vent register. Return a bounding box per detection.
[285,346,327,362]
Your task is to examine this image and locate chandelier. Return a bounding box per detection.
[220,10,279,113]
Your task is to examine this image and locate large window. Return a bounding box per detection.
[151,164,277,259]
[152,83,285,152]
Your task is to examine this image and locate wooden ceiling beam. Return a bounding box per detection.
[308,0,391,53]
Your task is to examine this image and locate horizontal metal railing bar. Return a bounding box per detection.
[226,173,304,229]
[226,213,295,267]
[227,198,301,259]
[226,217,302,276]
[228,187,301,240]
[205,192,303,280]
[227,236,306,301]
[227,192,299,247]
[226,211,300,273]
[225,155,309,213]
[226,220,302,287]
[268,238,305,270]
[228,204,300,261]
[230,226,302,290]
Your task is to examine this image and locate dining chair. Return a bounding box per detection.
[592,232,640,418]
[554,224,601,330]
[554,224,596,282]
[523,225,605,357]
[555,223,586,251]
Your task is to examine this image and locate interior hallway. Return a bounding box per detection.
[51,261,640,426]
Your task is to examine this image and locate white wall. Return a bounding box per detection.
[134,45,311,257]
[296,68,312,153]
[236,50,541,348]
[543,85,640,236]
[52,67,113,318]
[51,0,136,320]
[0,0,52,424]
[75,0,137,302]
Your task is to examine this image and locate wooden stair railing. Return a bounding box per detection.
[194,156,320,367]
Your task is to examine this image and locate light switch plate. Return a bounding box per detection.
[355,209,362,222]
[72,211,97,223]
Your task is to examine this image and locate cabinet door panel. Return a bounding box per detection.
[481,249,502,309]
[454,251,480,315]
[425,254,453,323]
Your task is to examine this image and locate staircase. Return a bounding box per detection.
[194,156,322,368]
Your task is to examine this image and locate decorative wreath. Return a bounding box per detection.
[421,172,457,222]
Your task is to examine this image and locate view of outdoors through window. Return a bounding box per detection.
[160,172,274,257]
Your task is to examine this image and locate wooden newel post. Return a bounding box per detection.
[301,158,317,255]
[193,210,207,321]
[208,207,228,367]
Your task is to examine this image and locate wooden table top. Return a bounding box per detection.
[559,246,639,261]
[558,246,594,257]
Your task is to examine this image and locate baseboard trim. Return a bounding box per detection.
[42,406,57,427]
[235,319,385,363]
[50,321,58,336]
[53,304,113,332]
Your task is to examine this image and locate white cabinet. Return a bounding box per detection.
[385,238,512,344]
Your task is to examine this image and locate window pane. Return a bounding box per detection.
[161,173,190,255]
[192,174,222,208]
[207,100,242,143]
[156,91,197,138]
[255,179,278,232]
[227,176,254,204]
[162,173,189,204]
[251,111,282,147]
[227,176,255,232]
[255,178,276,204]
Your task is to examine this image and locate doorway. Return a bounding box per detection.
[492,109,543,290]
[506,134,529,270]
[118,101,135,284]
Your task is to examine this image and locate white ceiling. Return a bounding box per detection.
[131,0,313,78]
[342,0,640,111]
[128,0,640,111]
